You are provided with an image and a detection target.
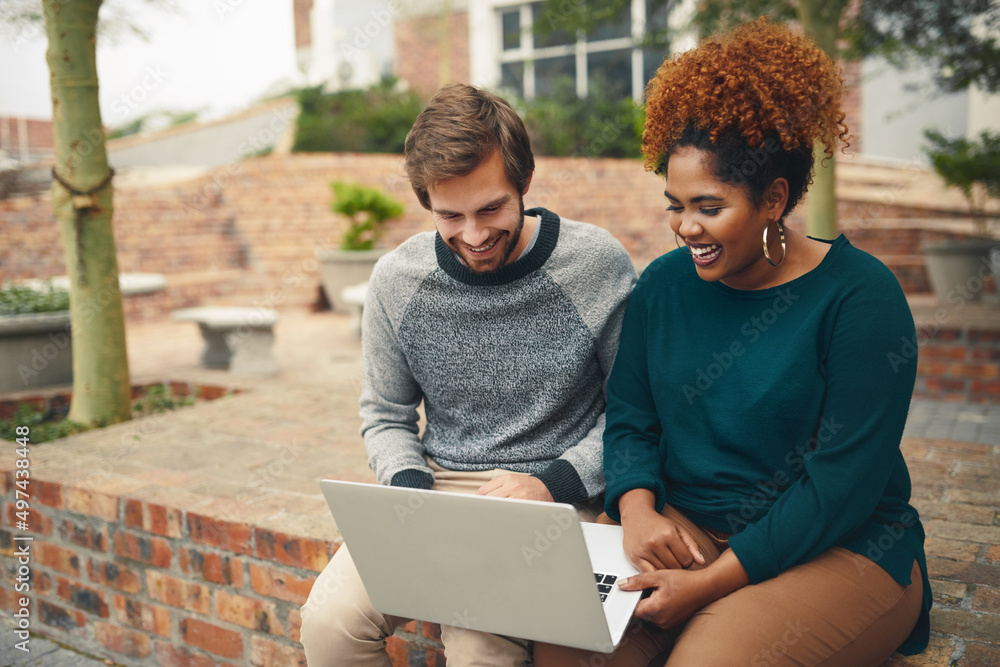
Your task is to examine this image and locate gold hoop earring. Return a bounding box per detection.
[675,233,692,255]
[762,220,786,267]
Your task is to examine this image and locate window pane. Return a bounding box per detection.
[501,62,526,97]
[532,2,575,48]
[535,55,576,97]
[588,49,631,100]
[645,0,671,32]
[643,49,666,88]
[502,9,521,51]
[590,3,631,41]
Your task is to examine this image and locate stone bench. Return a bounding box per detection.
[340,282,368,337]
[172,307,279,376]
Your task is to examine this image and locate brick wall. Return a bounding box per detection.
[2,153,977,310]
[0,117,55,163]
[293,0,313,50]
[910,309,1000,403]
[0,474,326,666]
[395,11,471,98]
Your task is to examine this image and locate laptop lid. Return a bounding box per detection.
[320,480,641,652]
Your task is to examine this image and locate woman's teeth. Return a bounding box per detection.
[691,244,722,261]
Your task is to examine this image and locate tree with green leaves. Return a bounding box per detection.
[537,0,1000,239]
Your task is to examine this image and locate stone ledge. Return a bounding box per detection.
[0,435,995,666]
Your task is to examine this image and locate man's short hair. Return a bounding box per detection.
[404,83,534,210]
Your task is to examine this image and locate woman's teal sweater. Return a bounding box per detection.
[603,235,930,654]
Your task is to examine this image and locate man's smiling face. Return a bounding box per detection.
[428,150,533,273]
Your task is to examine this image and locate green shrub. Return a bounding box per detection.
[0,282,71,316]
[0,402,88,444]
[0,383,201,445]
[293,77,424,154]
[516,77,644,159]
[924,129,1000,238]
[331,182,406,250]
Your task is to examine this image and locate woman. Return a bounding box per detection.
[535,18,930,667]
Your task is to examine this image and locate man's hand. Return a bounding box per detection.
[477,474,554,502]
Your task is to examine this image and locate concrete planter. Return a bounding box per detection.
[0,311,73,393]
[315,248,387,312]
[923,238,1000,304]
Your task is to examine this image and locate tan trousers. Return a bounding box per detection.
[534,504,924,667]
[300,461,601,667]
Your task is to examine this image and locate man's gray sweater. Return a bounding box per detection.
[359,208,636,505]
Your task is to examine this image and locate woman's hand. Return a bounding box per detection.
[618,490,704,572]
[617,550,751,629]
[617,569,709,629]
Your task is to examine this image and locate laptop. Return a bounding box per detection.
[320,480,643,653]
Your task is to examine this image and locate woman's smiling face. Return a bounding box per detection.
[665,145,787,290]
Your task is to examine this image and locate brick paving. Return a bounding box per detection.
[1,308,998,666]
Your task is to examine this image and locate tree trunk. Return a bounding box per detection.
[43,0,132,425]
[798,0,848,240]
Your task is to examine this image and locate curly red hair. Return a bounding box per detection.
[642,17,849,172]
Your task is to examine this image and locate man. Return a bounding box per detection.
[300,83,636,666]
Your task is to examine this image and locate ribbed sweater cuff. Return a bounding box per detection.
[390,469,434,489]
[534,459,588,505]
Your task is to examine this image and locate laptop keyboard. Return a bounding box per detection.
[594,572,617,603]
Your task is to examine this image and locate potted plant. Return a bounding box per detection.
[0,282,73,392]
[316,181,405,312]
[922,129,1000,304]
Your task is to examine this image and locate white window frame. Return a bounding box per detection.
[471,0,653,100]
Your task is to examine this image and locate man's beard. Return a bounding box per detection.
[455,198,525,273]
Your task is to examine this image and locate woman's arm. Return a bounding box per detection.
[602,275,670,521]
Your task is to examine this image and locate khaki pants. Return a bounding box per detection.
[534,504,924,667]
[300,461,601,667]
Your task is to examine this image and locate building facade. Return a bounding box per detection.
[295,0,998,163]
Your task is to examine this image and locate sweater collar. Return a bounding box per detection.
[434,207,561,286]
